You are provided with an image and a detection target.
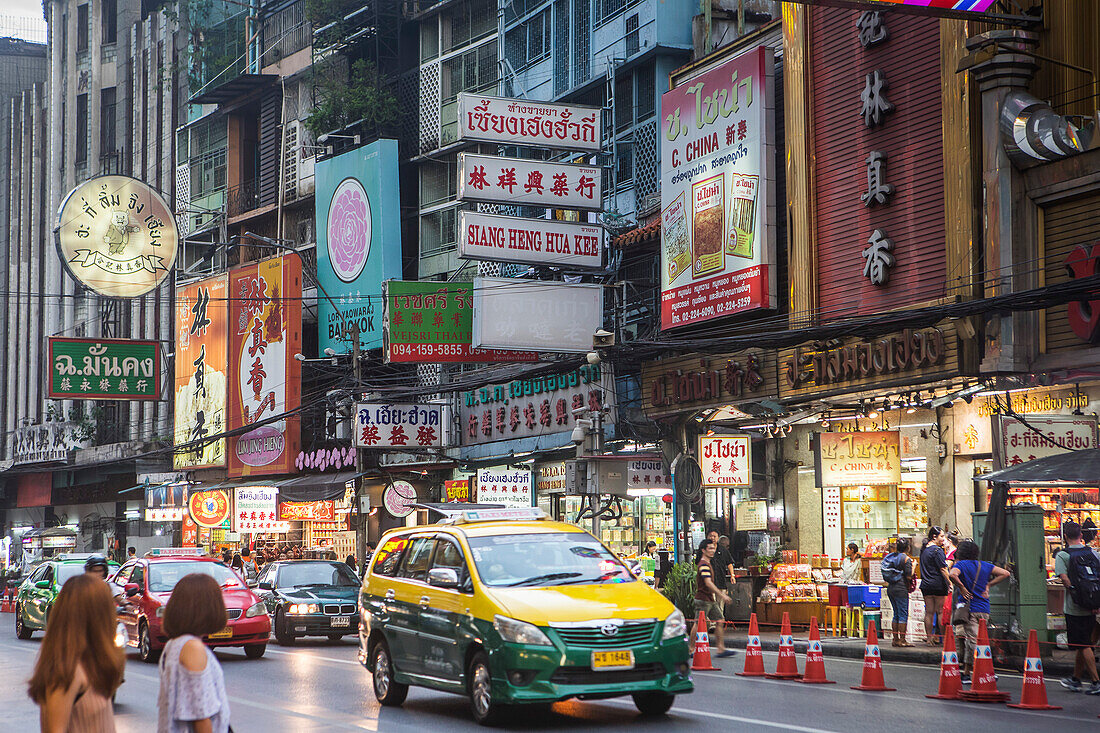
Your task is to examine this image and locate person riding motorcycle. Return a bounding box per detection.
[84,553,128,650]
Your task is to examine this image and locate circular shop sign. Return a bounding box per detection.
[326,177,372,283]
[188,489,231,528]
[55,175,179,298]
[383,481,417,518]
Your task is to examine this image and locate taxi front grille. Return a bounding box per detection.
[554,623,657,648]
[226,609,243,620]
[550,663,665,685]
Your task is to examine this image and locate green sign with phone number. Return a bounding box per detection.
[48,337,160,400]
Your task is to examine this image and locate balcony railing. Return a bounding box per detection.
[226,178,260,217]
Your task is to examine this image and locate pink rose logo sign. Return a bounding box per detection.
[326,177,372,283]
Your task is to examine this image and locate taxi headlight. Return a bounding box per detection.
[661,609,686,640]
[493,615,552,646]
[244,601,266,618]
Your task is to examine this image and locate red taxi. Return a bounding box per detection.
[113,548,270,662]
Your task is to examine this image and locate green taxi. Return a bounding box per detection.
[358,508,692,725]
[15,555,120,639]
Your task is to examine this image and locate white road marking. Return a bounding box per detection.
[599,698,841,732]
[263,646,364,666]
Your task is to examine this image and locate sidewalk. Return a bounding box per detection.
[718,627,1079,676]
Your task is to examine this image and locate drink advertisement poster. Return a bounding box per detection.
[174,274,228,469]
[659,45,776,329]
[227,256,301,477]
[315,139,402,354]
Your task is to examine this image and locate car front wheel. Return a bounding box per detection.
[138,622,161,663]
[244,643,266,659]
[632,692,675,716]
[15,606,31,640]
[371,639,408,706]
[468,651,510,726]
[274,609,296,646]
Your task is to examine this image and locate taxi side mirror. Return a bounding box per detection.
[427,568,459,589]
[258,581,273,590]
[124,582,140,597]
[34,580,50,589]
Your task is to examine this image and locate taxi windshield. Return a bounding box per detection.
[57,564,89,585]
[276,562,359,589]
[148,561,245,592]
[466,532,632,587]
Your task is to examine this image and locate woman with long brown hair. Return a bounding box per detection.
[27,573,125,732]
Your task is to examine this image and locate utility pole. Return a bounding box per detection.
[351,320,366,571]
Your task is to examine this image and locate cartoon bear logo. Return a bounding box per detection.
[103,211,139,255]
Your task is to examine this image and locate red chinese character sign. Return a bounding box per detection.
[174,274,228,469]
[457,94,601,152]
[234,486,289,533]
[699,435,752,487]
[458,153,602,211]
[227,257,302,477]
[660,45,776,329]
[458,211,603,270]
[354,403,445,449]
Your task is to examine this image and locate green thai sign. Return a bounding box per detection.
[48,337,160,400]
[383,280,536,363]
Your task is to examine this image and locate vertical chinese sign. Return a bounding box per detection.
[174,274,228,469]
[315,139,402,354]
[227,257,302,477]
[659,45,776,329]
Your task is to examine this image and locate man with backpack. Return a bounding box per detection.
[1056,521,1100,694]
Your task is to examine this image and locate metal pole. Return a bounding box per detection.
[352,321,366,571]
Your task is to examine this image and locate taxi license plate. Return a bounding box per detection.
[591,650,634,671]
[208,627,233,640]
[330,616,350,627]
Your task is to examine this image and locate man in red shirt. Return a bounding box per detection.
[694,538,734,657]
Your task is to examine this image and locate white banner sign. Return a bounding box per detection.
[472,277,603,353]
[457,93,601,151]
[458,153,602,210]
[627,459,672,489]
[354,403,445,448]
[458,211,603,269]
[699,435,752,487]
[992,414,1097,470]
[145,507,186,522]
[476,468,533,508]
[9,422,85,466]
[234,486,289,533]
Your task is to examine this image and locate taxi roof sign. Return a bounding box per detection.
[450,508,548,525]
[145,547,206,558]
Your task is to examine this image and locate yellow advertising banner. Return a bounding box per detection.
[818,431,900,486]
[174,274,228,469]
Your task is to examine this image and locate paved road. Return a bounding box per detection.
[1,631,1098,731]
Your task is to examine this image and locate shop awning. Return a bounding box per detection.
[275,471,371,502]
[973,449,1100,485]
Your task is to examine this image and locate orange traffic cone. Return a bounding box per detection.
[958,618,1009,703]
[801,617,835,684]
[1007,629,1060,710]
[851,621,896,691]
[766,611,802,680]
[690,610,720,671]
[736,612,767,677]
[926,629,962,700]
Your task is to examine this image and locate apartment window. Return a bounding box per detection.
[625,13,639,56]
[505,9,550,69]
[419,158,456,208]
[76,4,89,52]
[442,0,495,54]
[635,62,655,120]
[100,87,117,154]
[189,117,228,199]
[614,75,631,132]
[101,0,117,44]
[75,94,88,163]
[420,206,458,256]
[442,42,497,103]
[615,142,633,186]
[421,18,439,62]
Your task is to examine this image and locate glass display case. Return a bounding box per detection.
[841,485,896,549]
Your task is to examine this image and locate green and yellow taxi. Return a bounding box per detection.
[15,555,120,639]
[358,508,692,725]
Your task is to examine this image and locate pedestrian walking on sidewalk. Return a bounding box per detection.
[1055,521,1100,694]
[693,538,733,658]
[920,527,950,645]
[28,574,124,733]
[157,574,233,733]
[949,539,1010,685]
[881,537,915,647]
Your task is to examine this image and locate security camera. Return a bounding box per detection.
[294,353,306,362]
[324,348,336,357]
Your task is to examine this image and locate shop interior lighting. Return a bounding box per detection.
[821,412,831,429]
[881,399,891,414]
[906,393,918,414]
[867,401,879,419]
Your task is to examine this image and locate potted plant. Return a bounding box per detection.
[660,561,698,620]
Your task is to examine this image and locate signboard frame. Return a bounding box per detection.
[354,403,446,449]
[699,435,752,488]
[471,276,604,354]
[457,93,602,151]
[991,414,1098,471]
[48,337,160,400]
[817,430,901,486]
[457,210,603,270]
[458,153,603,211]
